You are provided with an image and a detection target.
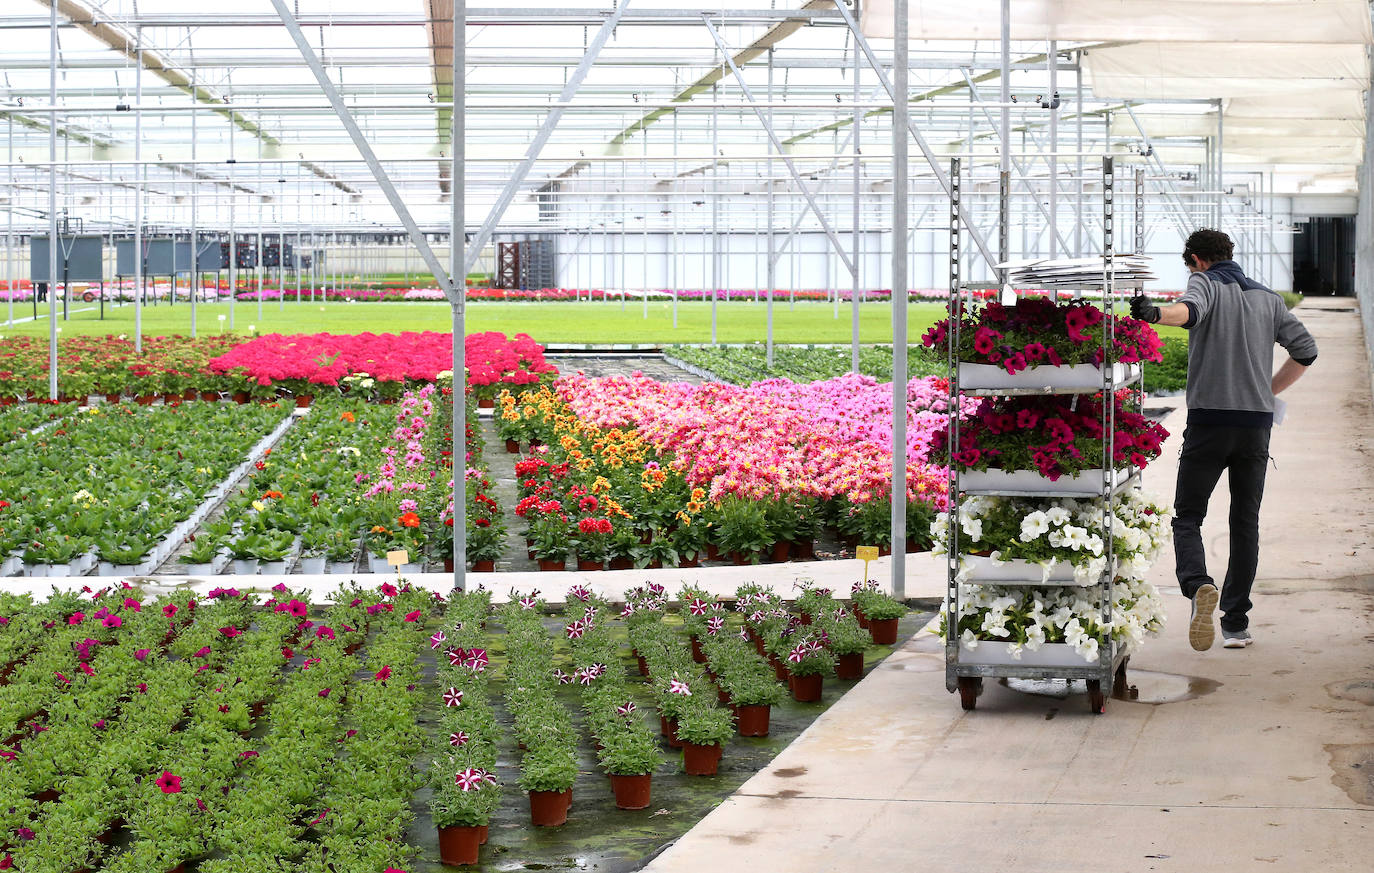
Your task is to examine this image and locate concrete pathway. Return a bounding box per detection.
[639,297,1374,872]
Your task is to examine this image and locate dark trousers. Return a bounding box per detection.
[1172,424,1271,633]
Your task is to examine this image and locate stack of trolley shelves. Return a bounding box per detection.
[943,156,1143,714]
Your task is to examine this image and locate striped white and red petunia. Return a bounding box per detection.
[688,598,708,616]
[442,687,464,707]
[668,679,692,696]
[448,731,469,747]
[429,630,447,650]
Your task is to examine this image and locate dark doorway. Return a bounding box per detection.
[1292,216,1355,296]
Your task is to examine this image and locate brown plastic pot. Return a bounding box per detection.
[869,618,899,645]
[608,773,652,809]
[528,788,571,826]
[835,651,864,680]
[689,636,706,663]
[537,558,566,572]
[294,394,313,408]
[770,540,791,562]
[682,742,723,776]
[437,824,483,865]
[576,559,604,571]
[789,673,823,703]
[505,438,520,453]
[471,559,495,572]
[736,704,771,737]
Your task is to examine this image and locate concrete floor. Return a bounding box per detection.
[639,298,1374,873]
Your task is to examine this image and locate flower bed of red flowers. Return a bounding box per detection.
[0,335,248,401]
[933,392,1170,480]
[921,298,1165,374]
[206,330,557,400]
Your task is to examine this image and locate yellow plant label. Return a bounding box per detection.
[855,546,880,562]
[386,549,410,567]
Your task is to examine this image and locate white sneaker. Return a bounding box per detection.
[1189,583,1219,651]
[1222,629,1253,649]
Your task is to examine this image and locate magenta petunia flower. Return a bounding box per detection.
[374,666,392,682]
[194,646,211,658]
[318,687,331,698]
[315,626,335,640]
[403,610,422,622]
[134,648,150,661]
[68,612,84,625]
[155,771,182,794]
[219,627,241,638]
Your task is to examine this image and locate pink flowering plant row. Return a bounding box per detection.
[0,581,432,871]
[549,371,975,550]
[921,298,1166,375]
[206,330,557,402]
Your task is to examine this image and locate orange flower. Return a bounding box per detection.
[371,525,389,534]
[398,512,421,528]
[261,490,283,499]
[339,411,355,422]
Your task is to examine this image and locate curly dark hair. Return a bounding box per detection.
[1183,228,1233,267]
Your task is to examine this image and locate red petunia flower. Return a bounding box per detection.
[155,771,182,794]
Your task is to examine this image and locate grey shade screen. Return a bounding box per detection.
[29,236,105,283]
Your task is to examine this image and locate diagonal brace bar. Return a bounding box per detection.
[701,14,855,277]
[270,0,460,306]
[831,0,997,272]
[957,66,1076,257]
[463,1,631,277]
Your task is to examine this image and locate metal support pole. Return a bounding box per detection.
[998,0,1011,276]
[1076,52,1084,257]
[891,0,909,600]
[851,37,861,373]
[453,0,466,592]
[190,74,198,337]
[711,82,719,345]
[1048,40,1057,259]
[134,35,143,353]
[1135,167,1146,255]
[5,121,11,330]
[766,49,775,366]
[228,140,236,329]
[1216,99,1225,228]
[47,0,58,399]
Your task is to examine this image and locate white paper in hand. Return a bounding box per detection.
[1272,397,1287,426]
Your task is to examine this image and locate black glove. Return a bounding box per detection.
[1130,295,1161,324]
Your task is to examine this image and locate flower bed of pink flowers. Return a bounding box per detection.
[554,371,969,510]
[206,330,557,397]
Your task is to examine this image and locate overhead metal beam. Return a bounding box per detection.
[34,0,356,196]
[552,0,833,186]
[269,0,459,305]
[701,14,855,277]
[462,1,631,277]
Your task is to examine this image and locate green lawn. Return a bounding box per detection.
[2,298,1187,345]
[0,299,954,345]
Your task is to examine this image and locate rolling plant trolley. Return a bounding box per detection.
[942,156,1145,714]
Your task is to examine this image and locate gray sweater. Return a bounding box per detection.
[1178,260,1318,427]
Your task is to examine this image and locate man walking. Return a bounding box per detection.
[1131,229,1318,651]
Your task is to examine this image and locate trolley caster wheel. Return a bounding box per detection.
[1112,659,1139,701]
[1087,680,1106,714]
[957,677,982,711]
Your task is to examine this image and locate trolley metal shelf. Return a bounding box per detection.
[942,155,1142,715]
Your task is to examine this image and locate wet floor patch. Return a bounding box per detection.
[1003,669,1221,705]
[1325,678,1374,706]
[405,610,933,871]
[1324,744,1374,806]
